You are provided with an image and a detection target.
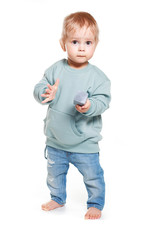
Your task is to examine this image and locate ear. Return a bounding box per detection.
[59,39,66,52]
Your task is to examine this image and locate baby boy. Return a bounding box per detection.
[34,11,111,219]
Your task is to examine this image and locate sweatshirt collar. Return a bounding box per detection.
[63,59,92,73]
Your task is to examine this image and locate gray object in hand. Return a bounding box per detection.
[73,91,88,106]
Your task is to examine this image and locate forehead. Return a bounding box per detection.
[69,26,95,40]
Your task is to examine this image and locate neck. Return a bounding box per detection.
[67,58,88,69]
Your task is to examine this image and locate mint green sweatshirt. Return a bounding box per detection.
[34,59,111,153]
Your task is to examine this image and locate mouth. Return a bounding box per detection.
[77,55,85,57]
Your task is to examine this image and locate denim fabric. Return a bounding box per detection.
[45,145,105,210]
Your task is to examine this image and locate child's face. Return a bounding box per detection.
[64,26,97,68]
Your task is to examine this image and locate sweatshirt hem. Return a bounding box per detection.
[46,138,100,153]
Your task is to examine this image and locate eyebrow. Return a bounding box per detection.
[70,37,95,41]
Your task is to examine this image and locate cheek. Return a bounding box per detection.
[67,46,77,55]
[87,48,95,57]
[91,46,96,55]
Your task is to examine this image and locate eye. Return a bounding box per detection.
[72,40,78,45]
[86,41,92,45]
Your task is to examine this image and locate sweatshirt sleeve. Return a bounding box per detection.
[33,69,54,105]
[81,74,111,117]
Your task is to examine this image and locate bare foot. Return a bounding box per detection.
[41,200,64,211]
[84,207,101,220]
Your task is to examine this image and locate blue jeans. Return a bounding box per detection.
[45,146,105,211]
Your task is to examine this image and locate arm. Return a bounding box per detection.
[76,78,111,117]
[33,71,59,105]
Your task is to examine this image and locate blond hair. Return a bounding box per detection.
[60,12,99,46]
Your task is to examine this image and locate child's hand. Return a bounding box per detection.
[41,79,60,104]
[75,99,91,113]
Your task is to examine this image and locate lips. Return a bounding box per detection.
[77,55,85,57]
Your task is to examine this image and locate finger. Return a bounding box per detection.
[75,107,85,113]
[47,84,53,91]
[45,88,51,94]
[75,105,83,111]
[81,99,90,109]
[81,102,88,108]
[54,78,60,90]
[55,78,60,86]
[75,104,81,109]
[41,97,50,104]
[41,93,50,98]
[81,104,88,109]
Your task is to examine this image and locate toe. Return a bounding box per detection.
[41,204,45,210]
[85,213,90,219]
[85,214,89,219]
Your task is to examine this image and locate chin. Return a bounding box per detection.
[77,60,86,63]
[76,58,88,63]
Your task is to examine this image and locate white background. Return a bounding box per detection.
[0,0,160,239]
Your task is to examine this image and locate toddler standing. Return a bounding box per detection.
[33,12,111,219]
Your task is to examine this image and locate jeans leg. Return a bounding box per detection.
[46,146,69,205]
[70,152,105,211]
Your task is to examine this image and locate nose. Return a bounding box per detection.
[78,43,85,51]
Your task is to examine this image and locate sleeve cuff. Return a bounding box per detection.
[80,98,95,117]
